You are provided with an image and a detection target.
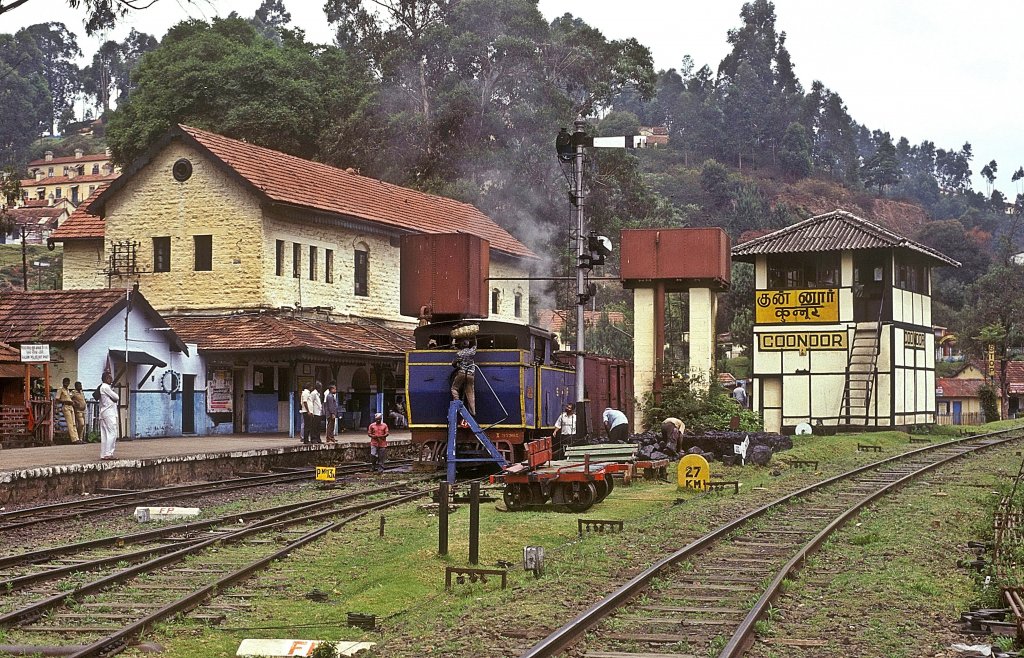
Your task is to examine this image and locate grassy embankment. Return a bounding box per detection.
[119,421,1024,658]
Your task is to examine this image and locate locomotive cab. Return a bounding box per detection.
[405,320,574,465]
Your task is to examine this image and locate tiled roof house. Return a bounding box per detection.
[51,124,535,434]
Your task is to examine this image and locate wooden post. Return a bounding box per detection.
[438,481,449,556]
[468,482,480,565]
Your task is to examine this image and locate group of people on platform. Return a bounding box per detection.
[56,374,119,461]
[299,380,395,472]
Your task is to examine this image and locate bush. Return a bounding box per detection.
[980,384,1001,423]
[642,374,763,433]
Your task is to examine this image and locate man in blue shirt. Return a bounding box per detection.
[603,407,629,442]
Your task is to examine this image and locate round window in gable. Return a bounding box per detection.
[172,158,193,182]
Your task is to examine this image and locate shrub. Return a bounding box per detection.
[979,384,1000,422]
[641,374,763,433]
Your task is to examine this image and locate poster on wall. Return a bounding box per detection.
[207,368,233,413]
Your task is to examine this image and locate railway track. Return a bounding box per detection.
[0,477,434,657]
[0,459,412,534]
[518,427,1024,658]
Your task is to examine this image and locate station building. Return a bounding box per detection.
[732,210,959,433]
[50,125,535,436]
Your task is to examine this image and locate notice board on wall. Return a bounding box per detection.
[207,368,233,413]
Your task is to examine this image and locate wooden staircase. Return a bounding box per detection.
[842,322,881,425]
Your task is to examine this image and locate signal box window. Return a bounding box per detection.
[491,289,500,314]
[194,235,212,271]
[354,249,368,296]
[514,292,522,318]
[275,240,285,276]
[293,243,301,278]
[309,245,317,281]
[325,249,334,283]
[153,237,170,273]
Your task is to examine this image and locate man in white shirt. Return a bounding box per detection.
[552,403,577,447]
[307,382,324,444]
[603,407,629,442]
[98,372,120,460]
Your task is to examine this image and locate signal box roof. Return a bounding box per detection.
[731,209,960,267]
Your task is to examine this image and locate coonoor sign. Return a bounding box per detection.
[755,289,839,324]
[758,331,848,356]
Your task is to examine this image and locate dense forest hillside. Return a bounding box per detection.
[1,0,1021,376]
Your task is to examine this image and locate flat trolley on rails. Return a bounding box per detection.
[491,437,629,512]
[404,318,633,469]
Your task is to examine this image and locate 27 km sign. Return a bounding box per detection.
[677,454,710,491]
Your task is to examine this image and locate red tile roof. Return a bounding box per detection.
[9,206,65,222]
[50,185,107,240]
[153,125,534,259]
[0,289,128,344]
[536,309,626,333]
[1008,362,1024,394]
[22,199,50,208]
[28,152,110,167]
[936,377,984,399]
[166,313,414,357]
[20,172,119,187]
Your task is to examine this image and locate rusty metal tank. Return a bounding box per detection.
[400,233,490,319]
[620,228,731,291]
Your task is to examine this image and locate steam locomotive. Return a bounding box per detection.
[405,318,633,466]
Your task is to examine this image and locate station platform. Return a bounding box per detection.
[0,430,414,507]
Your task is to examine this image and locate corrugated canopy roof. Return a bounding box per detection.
[732,209,960,266]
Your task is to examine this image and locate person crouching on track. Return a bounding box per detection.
[367,412,389,473]
[450,337,477,416]
[661,417,685,456]
[603,407,629,443]
[98,372,120,460]
[553,403,577,448]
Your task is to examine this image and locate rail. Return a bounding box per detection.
[518,425,1024,658]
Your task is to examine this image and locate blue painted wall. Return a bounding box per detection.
[246,393,279,433]
[131,390,182,438]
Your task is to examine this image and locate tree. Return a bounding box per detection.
[0,0,193,35]
[106,18,375,166]
[0,32,50,165]
[981,159,997,194]
[861,131,901,191]
[82,29,157,112]
[15,23,81,135]
[778,121,811,179]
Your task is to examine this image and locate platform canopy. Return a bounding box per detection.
[732,209,960,267]
[108,349,167,367]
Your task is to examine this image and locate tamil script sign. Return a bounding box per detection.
[758,331,848,355]
[755,289,839,324]
[20,343,49,363]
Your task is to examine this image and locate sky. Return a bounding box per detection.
[4,0,1021,195]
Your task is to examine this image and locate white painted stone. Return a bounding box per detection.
[134,506,201,522]
[235,639,374,657]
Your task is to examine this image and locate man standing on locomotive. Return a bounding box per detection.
[451,336,478,416]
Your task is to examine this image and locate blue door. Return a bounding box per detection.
[952,401,962,425]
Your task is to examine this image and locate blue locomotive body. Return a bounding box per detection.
[405,320,575,463]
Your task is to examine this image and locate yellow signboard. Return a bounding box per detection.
[315,466,336,482]
[758,331,848,355]
[755,289,839,324]
[904,331,926,349]
[678,454,710,491]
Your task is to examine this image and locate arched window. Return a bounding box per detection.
[351,368,371,391]
[514,291,523,318]
[491,289,500,314]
